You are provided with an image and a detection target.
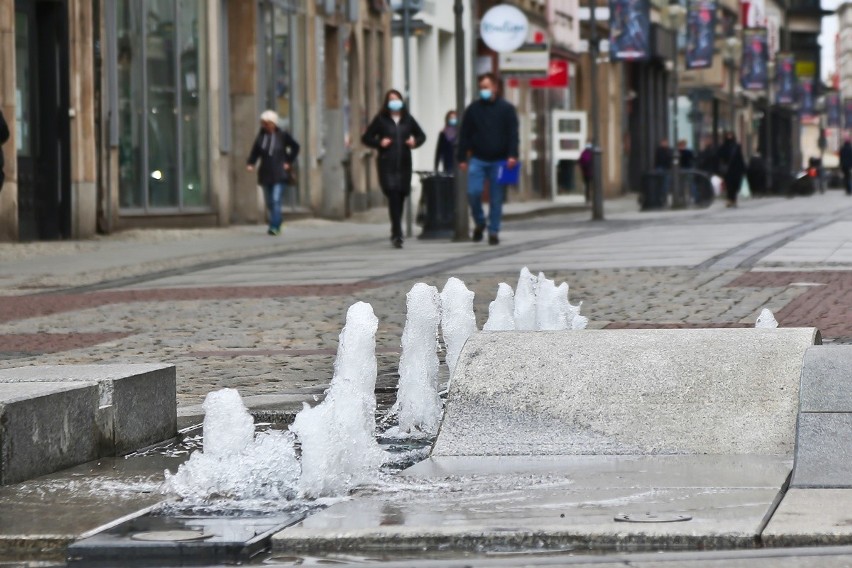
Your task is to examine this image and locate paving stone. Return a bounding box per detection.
[763,489,852,546]
[0,382,99,485]
[0,365,177,455]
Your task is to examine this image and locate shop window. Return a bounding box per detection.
[116,0,209,211]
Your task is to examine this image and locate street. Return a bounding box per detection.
[1,193,852,414]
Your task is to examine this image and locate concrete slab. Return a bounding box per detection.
[434,329,818,457]
[273,454,790,553]
[799,346,852,412]
[0,382,99,486]
[0,364,177,456]
[791,413,852,488]
[762,489,852,546]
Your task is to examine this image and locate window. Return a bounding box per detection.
[116,0,209,211]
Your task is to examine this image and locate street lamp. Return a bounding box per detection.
[589,0,604,220]
[722,33,741,136]
[665,0,687,208]
[453,0,469,241]
[765,59,775,193]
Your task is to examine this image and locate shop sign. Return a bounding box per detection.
[530,60,569,88]
[499,43,549,76]
[480,4,530,53]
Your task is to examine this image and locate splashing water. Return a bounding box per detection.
[291,301,387,498]
[440,278,478,380]
[536,273,567,331]
[483,283,516,331]
[392,283,443,437]
[162,389,300,502]
[514,267,538,330]
[756,308,779,328]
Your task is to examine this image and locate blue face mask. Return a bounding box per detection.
[479,89,493,101]
[388,99,404,112]
[448,118,458,126]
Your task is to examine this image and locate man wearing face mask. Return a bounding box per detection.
[457,73,519,245]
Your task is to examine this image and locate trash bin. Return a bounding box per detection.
[417,172,455,240]
[640,171,668,210]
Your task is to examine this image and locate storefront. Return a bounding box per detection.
[113,0,211,213]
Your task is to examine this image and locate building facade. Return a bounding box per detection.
[0,0,392,241]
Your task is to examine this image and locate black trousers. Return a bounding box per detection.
[725,174,742,203]
[844,168,851,195]
[386,191,407,240]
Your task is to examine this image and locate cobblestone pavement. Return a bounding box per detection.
[2,193,852,408]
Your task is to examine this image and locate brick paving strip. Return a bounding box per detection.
[0,332,131,357]
[728,271,852,338]
[181,347,401,358]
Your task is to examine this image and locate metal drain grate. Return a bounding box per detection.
[614,513,692,523]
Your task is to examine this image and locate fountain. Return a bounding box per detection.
[440,277,477,380]
[756,308,779,328]
[513,267,538,330]
[483,282,516,331]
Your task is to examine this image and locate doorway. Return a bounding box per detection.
[15,0,71,240]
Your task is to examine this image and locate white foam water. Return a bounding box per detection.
[756,308,779,328]
[393,283,443,437]
[440,277,477,380]
[483,283,516,331]
[514,267,538,330]
[162,389,301,502]
[291,301,387,498]
[536,273,567,331]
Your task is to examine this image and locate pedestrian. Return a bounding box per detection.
[716,131,745,208]
[457,72,520,245]
[434,110,458,173]
[649,138,673,208]
[840,137,852,196]
[678,140,696,203]
[362,89,426,249]
[0,109,9,192]
[246,110,300,236]
[578,141,594,203]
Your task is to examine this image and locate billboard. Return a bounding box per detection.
[685,0,716,69]
[609,0,651,61]
[740,28,768,90]
[775,53,796,105]
[827,93,841,128]
[798,76,816,118]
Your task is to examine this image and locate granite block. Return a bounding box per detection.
[792,413,852,488]
[0,382,99,485]
[0,365,177,455]
[434,328,818,457]
[799,346,852,412]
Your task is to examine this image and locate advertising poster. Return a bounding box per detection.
[827,93,841,128]
[798,76,815,118]
[845,100,852,130]
[740,28,768,90]
[685,0,716,70]
[775,53,796,104]
[609,0,650,61]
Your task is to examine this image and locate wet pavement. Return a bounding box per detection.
[3,193,852,565]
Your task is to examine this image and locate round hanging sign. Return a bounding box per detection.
[480,4,529,53]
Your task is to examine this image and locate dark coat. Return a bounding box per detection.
[434,129,456,172]
[717,139,746,186]
[0,110,9,182]
[696,145,718,174]
[679,148,695,169]
[247,128,300,186]
[654,145,673,170]
[457,97,519,163]
[362,112,426,195]
[841,142,852,171]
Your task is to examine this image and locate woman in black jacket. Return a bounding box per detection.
[362,90,426,248]
[246,110,300,235]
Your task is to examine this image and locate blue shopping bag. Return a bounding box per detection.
[497,160,521,185]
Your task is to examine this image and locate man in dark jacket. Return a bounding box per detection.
[246,110,300,236]
[840,138,852,195]
[457,73,519,245]
[716,131,745,207]
[0,109,9,192]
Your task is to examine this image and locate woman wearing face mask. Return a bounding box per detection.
[434,111,458,172]
[362,89,427,248]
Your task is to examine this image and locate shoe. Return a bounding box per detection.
[472,224,485,242]
[269,227,281,236]
[392,237,403,249]
[488,233,499,245]
[267,228,275,235]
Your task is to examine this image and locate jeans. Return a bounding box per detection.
[263,183,285,231]
[467,157,505,234]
